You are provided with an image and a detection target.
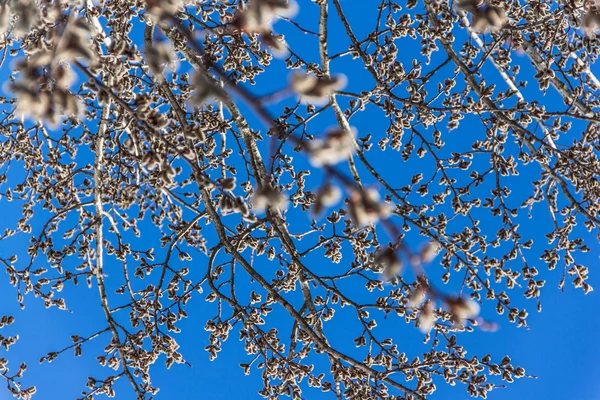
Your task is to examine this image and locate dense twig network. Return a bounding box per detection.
[0,0,598,398]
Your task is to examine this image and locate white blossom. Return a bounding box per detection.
[309,128,355,167]
[291,72,347,104]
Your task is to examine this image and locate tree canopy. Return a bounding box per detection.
[0,0,599,399]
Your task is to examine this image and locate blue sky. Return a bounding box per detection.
[0,1,599,399]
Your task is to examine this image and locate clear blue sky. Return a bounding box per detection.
[0,1,599,399]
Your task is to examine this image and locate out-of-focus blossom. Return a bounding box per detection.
[260,31,288,58]
[160,163,177,187]
[12,78,82,126]
[54,18,96,63]
[189,72,219,106]
[232,0,298,33]
[27,17,96,66]
[418,300,436,333]
[347,188,392,227]
[583,10,600,35]
[291,72,347,104]
[145,41,176,76]
[312,183,342,216]
[52,63,76,89]
[471,6,507,32]
[145,0,184,18]
[375,247,403,281]
[0,4,10,36]
[446,296,480,325]
[10,17,93,125]
[133,93,152,114]
[253,182,288,212]
[318,183,341,207]
[309,127,355,167]
[55,89,82,116]
[455,0,483,13]
[419,240,442,264]
[147,109,169,129]
[40,0,61,25]
[13,90,55,125]
[10,0,40,37]
[407,287,427,307]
